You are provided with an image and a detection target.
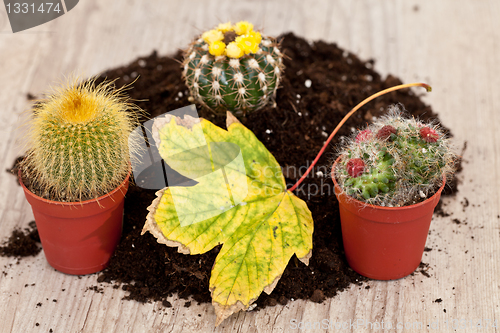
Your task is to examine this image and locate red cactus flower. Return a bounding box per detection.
[346,158,365,177]
[420,127,439,143]
[376,125,397,140]
[355,129,372,143]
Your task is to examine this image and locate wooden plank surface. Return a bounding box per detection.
[1,0,499,332]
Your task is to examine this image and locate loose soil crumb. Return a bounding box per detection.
[434,200,451,217]
[310,289,326,303]
[0,221,41,257]
[5,33,462,310]
[85,286,104,294]
[417,262,431,278]
[461,197,470,211]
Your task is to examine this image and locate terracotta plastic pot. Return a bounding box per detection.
[19,170,130,275]
[332,157,445,280]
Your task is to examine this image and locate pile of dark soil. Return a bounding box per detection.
[3,32,460,310]
[93,32,458,308]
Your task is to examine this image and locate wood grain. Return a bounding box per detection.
[1,0,499,332]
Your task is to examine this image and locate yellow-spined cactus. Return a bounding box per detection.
[21,77,141,202]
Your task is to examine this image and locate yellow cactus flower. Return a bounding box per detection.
[202,29,224,44]
[216,21,233,33]
[209,41,226,57]
[225,42,244,58]
[235,34,260,54]
[248,31,262,45]
[234,21,254,35]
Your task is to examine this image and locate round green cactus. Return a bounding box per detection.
[21,78,140,202]
[182,21,284,115]
[334,105,456,207]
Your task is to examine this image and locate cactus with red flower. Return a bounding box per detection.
[334,105,456,207]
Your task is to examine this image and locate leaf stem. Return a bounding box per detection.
[288,82,432,193]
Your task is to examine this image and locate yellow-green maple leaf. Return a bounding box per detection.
[142,112,313,326]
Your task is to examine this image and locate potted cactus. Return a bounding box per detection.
[331,105,456,280]
[18,78,140,275]
[182,21,284,115]
[284,82,456,280]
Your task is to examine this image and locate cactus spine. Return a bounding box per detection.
[335,105,456,207]
[21,78,140,202]
[182,21,284,115]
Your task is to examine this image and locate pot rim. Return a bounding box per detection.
[18,166,131,207]
[331,156,446,211]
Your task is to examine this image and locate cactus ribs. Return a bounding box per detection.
[182,21,284,115]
